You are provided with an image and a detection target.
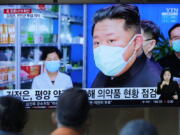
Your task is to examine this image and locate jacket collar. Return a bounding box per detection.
[0,130,23,135]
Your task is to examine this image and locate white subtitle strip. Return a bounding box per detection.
[4,13,42,19]
[0,87,160,102]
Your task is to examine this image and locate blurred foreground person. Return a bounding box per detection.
[0,96,28,135]
[51,88,90,135]
[119,119,158,135]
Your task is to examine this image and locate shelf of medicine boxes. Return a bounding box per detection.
[22,6,58,19]
[0,44,15,47]
[61,15,83,24]
[0,81,14,87]
[61,43,83,47]
[21,78,33,84]
[70,66,83,70]
[21,43,58,47]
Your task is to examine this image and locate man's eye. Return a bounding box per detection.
[109,40,115,43]
[94,41,100,45]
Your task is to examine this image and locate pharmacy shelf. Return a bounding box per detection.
[0,81,14,87]
[67,66,83,71]
[0,44,15,47]
[71,67,83,70]
[61,14,83,24]
[61,43,83,46]
[21,43,58,47]
[21,79,33,84]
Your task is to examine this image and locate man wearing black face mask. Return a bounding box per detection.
[91,4,162,88]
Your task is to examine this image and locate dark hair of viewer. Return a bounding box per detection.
[0,96,28,133]
[120,119,158,135]
[56,88,90,128]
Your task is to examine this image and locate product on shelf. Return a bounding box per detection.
[21,64,41,79]
[27,32,34,44]
[8,64,15,82]
[8,24,15,44]
[0,62,15,84]
[0,24,8,44]
[0,24,3,44]
[0,66,8,84]
[34,33,43,44]
[43,33,53,43]
[0,24,15,44]
[21,31,28,44]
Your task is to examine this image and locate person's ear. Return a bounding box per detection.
[51,112,58,126]
[169,39,173,47]
[147,40,156,53]
[133,34,143,52]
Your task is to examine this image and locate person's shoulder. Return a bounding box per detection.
[146,58,162,71]
[91,72,108,88]
[172,80,179,85]
[158,54,169,62]
[0,130,23,135]
[157,82,161,86]
[33,73,44,80]
[159,53,176,62]
[58,72,71,79]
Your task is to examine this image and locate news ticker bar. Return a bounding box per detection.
[0,87,160,102]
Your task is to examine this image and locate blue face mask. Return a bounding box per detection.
[45,60,60,73]
[172,40,180,52]
[93,35,137,76]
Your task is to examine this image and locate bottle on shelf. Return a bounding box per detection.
[8,24,15,44]
[7,62,15,82]
[0,65,8,84]
[0,24,3,44]
[1,24,8,44]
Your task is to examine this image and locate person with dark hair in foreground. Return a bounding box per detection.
[92,4,161,87]
[158,23,180,78]
[32,47,73,89]
[0,96,28,135]
[119,119,158,135]
[51,88,90,135]
[157,68,180,100]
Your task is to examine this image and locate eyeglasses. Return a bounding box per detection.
[144,38,153,41]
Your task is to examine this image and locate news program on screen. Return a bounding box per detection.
[0,4,179,108]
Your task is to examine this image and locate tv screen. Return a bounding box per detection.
[0,3,179,108]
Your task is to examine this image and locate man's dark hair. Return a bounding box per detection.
[57,88,90,128]
[92,4,141,36]
[168,23,180,39]
[0,96,28,133]
[119,119,158,135]
[41,47,62,60]
[160,67,173,83]
[141,20,160,42]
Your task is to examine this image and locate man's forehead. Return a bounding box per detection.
[171,26,180,36]
[93,19,132,38]
[94,19,126,30]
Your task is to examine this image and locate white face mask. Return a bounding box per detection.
[93,35,137,76]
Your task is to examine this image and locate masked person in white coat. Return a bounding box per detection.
[32,47,73,90]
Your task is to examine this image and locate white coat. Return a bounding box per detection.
[31,71,73,90]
